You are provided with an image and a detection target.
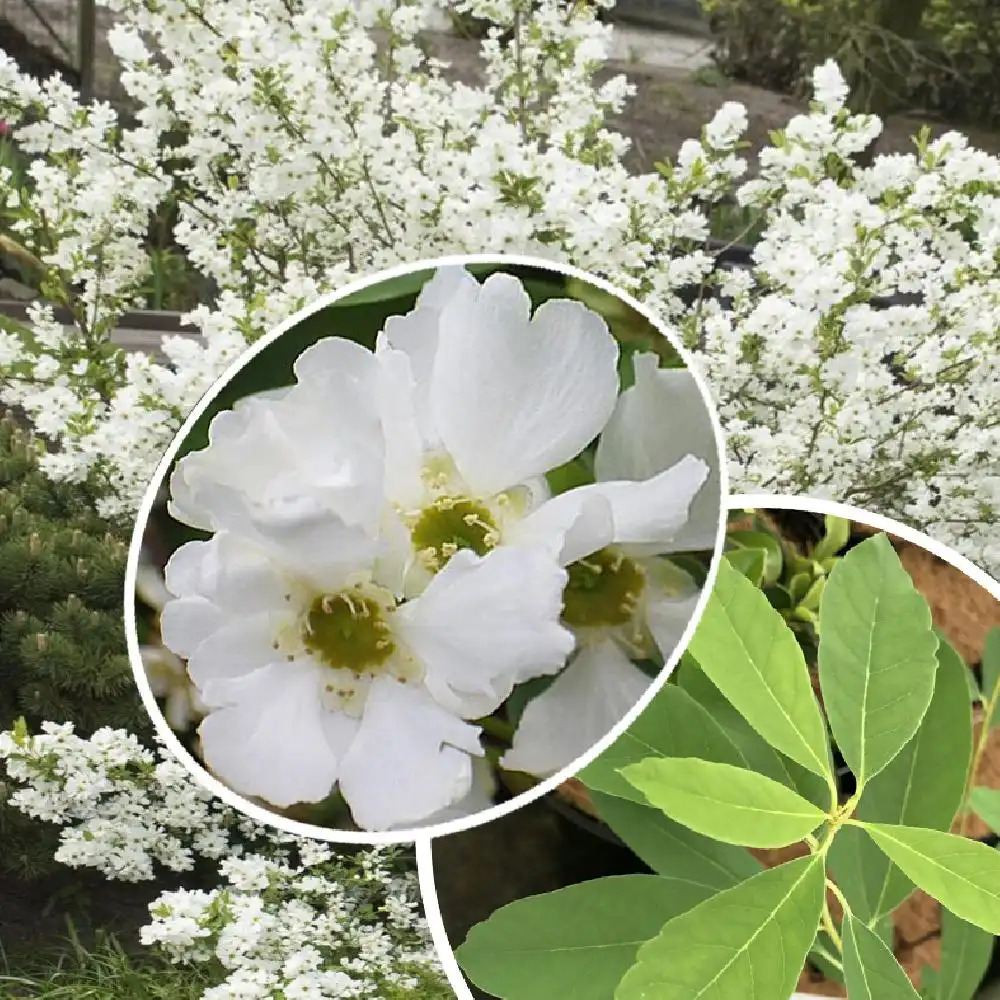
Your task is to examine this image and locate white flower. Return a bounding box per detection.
[812,59,850,114]
[502,355,717,776]
[373,266,622,592]
[161,513,573,830]
[169,339,384,540]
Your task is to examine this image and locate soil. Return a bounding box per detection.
[0,867,169,959]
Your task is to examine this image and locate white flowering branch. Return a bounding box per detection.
[0,720,442,999]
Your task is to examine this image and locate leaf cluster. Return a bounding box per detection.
[725,510,850,661]
[457,532,1000,1000]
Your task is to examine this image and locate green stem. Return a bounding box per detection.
[475,715,515,743]
[821,900,844,953]
[959,718,995,836]
[813,942,844,972]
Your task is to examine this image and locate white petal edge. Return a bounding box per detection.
[504,488,614,566]
[596,353,721,549]
[501,639,651,777]
[394,546,574,718]
[433,276,620,495]
[584,454,710,550]
[338,677,483,830]
[198,661,355,808]
[644,577,704,661]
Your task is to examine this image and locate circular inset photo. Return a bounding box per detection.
[425,498,1000,1000]
[126,255,726,838]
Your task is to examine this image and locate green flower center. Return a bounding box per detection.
[562,548,646,628]
[303,591,395,674]
[410,496,499,572]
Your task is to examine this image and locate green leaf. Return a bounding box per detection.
[591,790,762,891]
[829,636,973,921]
[937,908,994,1000]
[724,547,766,586]
[859,822,1000,934]
[455,875,713,1000]
[842,911,920,1000]
[801,575,826,610]
[615,855,826,1000]
[686,558,833,785]
[545,456,595,495]
[621,758,828,849]
[921,968,940,1000]
[727,530,783,585]
[578,685,746,803]
[809,930,846,985]
[818,533,939,786]
[983,628,1000,728]
[969,786,1000,834]
[788,570,813,603]
[675,656,829,809]
[334,264,496,305]
[812,514,850,563]
[963,664,981,703]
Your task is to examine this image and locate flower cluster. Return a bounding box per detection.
[0,0,738,515]
[690,66,1000,571]
[0,0,998,569]
[142,847,435,1000]
[0,719,274,880]
[0,721,441,999]
[157,267,716,829]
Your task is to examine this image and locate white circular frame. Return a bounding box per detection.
[417,493,1000,1000]
[124,251,730,845]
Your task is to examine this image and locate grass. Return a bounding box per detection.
[0,930,453,1000]
[0,930,218,1000]
[691,64,733,88]
[383,964,456,1000]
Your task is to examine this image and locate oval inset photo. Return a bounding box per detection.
[126,255,726,838]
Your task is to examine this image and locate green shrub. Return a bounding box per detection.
[701,0,1000,128]
[0,411,146,877]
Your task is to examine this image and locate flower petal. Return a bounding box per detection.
[432,275,620,495]
[415,266,481,311]
[169,355,385,539]
[502,639,651,777]
[292,334,377,396]
[504,488,614,566]
[160,596,224,658]
[289,338,385,533]
[408,755,498,828]
[198,661,354,808]
[374,347,425,508]
[337,677,483,830]
[394,547,574,717]
[643,562,703,661]
[187,613,284,692]
[595,354,721,549]
[180,483,378,594]
[164,534,287,612]
[582,455,710,550]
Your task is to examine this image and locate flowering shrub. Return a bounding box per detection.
[0,720,443,999]
[0,4,998,556]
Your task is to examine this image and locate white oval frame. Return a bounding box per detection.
[123,251,730,845]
